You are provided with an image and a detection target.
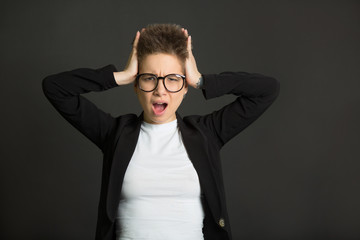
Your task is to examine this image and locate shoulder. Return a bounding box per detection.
[180,114,223,149]
[111,113,143,133]
[115,113,139,125]
[102,113,141,153]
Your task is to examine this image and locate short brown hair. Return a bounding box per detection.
[137,23,188,65]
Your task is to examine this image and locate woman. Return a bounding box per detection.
[42,24,280,240]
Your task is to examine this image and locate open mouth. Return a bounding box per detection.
[152,102,168,116]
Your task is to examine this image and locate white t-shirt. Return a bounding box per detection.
[115,119,205,240]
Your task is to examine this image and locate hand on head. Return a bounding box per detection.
[114,30,141,86]
[181,28,202,89]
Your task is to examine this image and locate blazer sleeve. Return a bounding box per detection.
[199,71,280,148]
[42,64,119,152]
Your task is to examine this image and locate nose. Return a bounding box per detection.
[153,78,167,95]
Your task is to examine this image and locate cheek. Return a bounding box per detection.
[171,93,185,109]
[136,92,150,108]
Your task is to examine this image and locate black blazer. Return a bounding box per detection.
[42,64,280,240]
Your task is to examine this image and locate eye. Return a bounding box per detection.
[141,75,156,81]
[167,75,181,82]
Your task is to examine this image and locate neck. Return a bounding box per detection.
[143,114,177,125]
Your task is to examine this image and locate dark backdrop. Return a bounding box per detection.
[1,0,359,239]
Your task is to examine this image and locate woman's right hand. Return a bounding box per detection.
[113,30,140,85]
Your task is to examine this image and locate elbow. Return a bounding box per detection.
[265,76,280,101]
[41,76,51,96]
[41,74,57,98]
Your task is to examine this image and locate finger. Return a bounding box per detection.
[187,35,192,52]
[132,31,140,48]
[184,29,189,37]
[131,31,139,46]
[182,28,188,37]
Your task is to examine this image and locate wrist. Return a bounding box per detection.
[114,71,136,85]
[195,73,203,89]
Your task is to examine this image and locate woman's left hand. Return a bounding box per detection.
[183,29,203,89]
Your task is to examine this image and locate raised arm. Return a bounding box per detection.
[42,64,120,152]
[42,31,141,152]
[183,29,280,148]
[200,71,280,148]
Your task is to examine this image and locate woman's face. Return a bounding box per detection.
[135,53,188,124]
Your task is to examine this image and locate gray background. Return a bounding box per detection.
[1,0,359,239]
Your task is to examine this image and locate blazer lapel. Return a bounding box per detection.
[106,113,143,220]
[176,112,223,225]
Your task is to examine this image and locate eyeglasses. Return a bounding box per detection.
[136,73,185,93]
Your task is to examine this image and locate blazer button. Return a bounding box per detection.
[219,218,225,227]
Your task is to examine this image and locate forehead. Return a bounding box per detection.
[139,53,184,74]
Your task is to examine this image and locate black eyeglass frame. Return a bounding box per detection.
[135,73,186,93]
